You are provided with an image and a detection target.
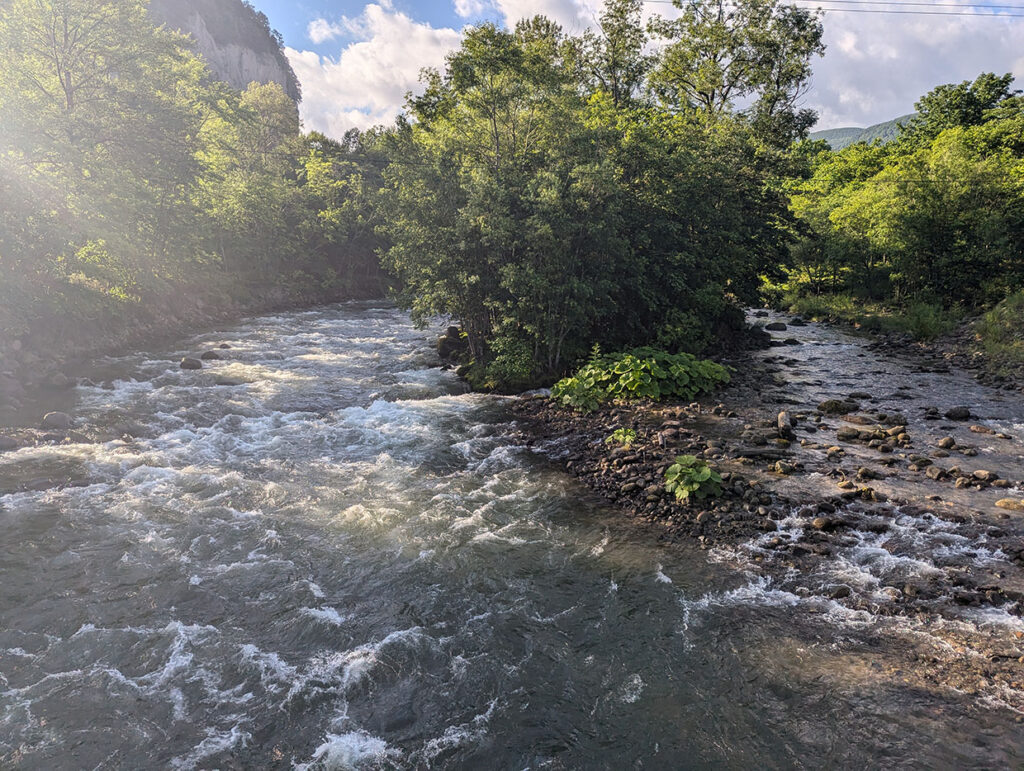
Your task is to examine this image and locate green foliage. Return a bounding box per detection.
[0,0,384,345]
[551,348,730,411]
[975,291,1024,365]
[605,428,638,447]
[786,293,959,341]
[785,72,1024,320]
[664,455,723,502]
[381,7,811,389]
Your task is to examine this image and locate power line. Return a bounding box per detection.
[645,0,1024,15]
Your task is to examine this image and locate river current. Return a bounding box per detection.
[1,303,1021,768]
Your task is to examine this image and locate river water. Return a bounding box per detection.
[1,303,1022,768]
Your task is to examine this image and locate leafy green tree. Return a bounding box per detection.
[648,0,823,144]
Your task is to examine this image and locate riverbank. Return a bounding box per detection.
[0,272,384,425]
[517,310,1024,714]
[783,292,1024,393]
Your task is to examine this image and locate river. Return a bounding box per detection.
[1,302,1022,768]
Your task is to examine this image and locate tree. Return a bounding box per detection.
[648,0,823,143]
[581,0,651,108]
[901,72,1018,147]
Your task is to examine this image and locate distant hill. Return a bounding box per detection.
[149,0,301,103]
[810,114,914,150]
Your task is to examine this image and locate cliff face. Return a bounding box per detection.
[149,0,301,103]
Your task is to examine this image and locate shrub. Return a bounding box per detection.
[551,347,730,412]
[605,428,638,447]
[975,291,1024,364]
[664,455,723,502]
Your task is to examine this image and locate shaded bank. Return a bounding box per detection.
[0,274,384,424]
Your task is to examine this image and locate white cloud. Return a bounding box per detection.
[288,3,462,137]
[454,0,489,17]
[289,1,1024,138]
[307,18,345,44]
[808,9,1024,129]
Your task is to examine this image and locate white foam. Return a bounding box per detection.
[303,730,399,770]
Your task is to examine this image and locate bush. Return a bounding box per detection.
[551,347,731,412]
[664,455,723,502]
[975,292,1024,365]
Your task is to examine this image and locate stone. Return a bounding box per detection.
[764,322,787,331]
[41,411,72,430]
[0,435,18,452]
[180,358,202,370]
[925,466,946,480]
[973,470,998,482]
[774,461,795,475]
[218,343,232,349]
[819,399,859,415]
[969,424,995,435]
[944,406,972,421]
[836,426,860,441]
[200,350,223,361]
[789,317,807,326]
[937,437,956,450]
[995,499,1024,512]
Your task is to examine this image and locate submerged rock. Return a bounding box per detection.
[0,435,18,451]
[819,399,859,415]
[180,357,202,370]
[944,406,972,421]
[200,350,223,361]
[41,411,72,430]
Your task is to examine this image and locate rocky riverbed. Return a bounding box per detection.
[516,309,1024,715]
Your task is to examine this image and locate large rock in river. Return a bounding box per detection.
[180,357,203,370]
[41,411,72,430]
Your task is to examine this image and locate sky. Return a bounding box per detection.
[251,0,1024,138]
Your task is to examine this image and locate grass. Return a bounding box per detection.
[783,292,960,341]
[974,291,1024,366]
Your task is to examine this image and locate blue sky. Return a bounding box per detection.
[261,0,1024,138]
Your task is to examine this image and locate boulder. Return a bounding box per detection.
[836,426,860,441]
[937,437,956,449]
[200,350,223,361]
[180,358,202,370]
[995,498,1024,512]
[0,435,18,452]
[41,411,72,430]
[944,406,972,421]
[218,343,232,349]
[789,317,807,327]
[819,399,860,415]
[764,322,787,331]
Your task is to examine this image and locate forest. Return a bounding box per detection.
[1,0,1022,389]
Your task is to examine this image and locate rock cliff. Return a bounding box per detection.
[149,0,301,103]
